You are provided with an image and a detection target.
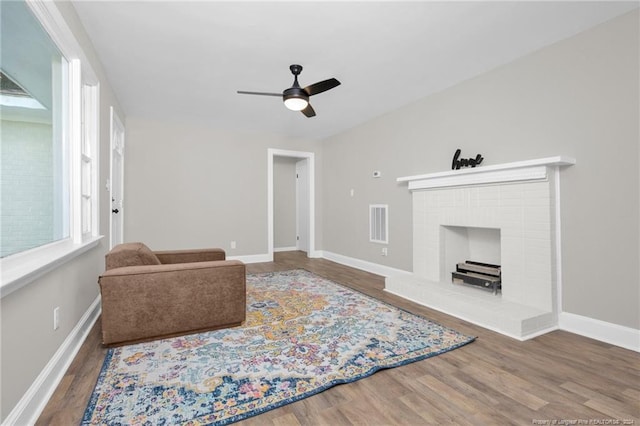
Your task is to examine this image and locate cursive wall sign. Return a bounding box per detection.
[452,149,484,170]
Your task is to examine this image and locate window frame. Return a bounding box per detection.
[81,83,100,238]
[0,0,103,299]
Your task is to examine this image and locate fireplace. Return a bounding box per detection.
[387,157,575,340]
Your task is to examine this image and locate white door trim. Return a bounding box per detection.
[109,107,125,249]
[268,149,317,261]
[295,159,309,253]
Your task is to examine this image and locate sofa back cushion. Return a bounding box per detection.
[105,242,161,270]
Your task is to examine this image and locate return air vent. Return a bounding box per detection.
[369,204,388,244]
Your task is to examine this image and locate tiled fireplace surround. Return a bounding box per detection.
[386,157,575,340]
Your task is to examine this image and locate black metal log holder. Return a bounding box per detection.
[452,260,501,295]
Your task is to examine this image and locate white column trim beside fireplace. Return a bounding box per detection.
[388,156,576,340]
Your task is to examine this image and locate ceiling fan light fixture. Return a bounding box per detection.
[284,97,308,111]
[283,88,309,111]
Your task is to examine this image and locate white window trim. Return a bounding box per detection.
[0,0,103,299]
[82,84,100,238]
[0,238,102,298]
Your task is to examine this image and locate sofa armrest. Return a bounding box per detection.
[98,260,245,346]
[154,248,226,264]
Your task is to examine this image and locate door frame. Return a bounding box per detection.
[267,148,316,261]
[295,159,309,253]
[109,106,125,249]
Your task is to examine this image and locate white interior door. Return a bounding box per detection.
[109,107,125,248]
[296,159,309,253]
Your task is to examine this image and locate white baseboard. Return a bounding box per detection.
[559,312,639,352]
[320,251,411,278]
[227,253,271,264]
[2,296,102,426]
[274,246,297,253]
[308,250,323,258]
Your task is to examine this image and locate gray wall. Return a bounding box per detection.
[123,117,322,255]
[0,2,125,421]
[322,10,639,329]
[274,157,297,249]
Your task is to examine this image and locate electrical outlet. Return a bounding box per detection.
[230,241,236,249]
[382,247,388,256]
[53,307,60,330]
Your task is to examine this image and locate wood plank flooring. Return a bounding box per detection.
[37,251,640,425]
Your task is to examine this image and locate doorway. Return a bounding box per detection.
[268,149,316,261]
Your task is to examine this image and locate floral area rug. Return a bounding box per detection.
[83,269,475,425]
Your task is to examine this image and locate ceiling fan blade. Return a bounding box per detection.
[301,104,316,118]
[237,90,282,97]
[303,78,341,96]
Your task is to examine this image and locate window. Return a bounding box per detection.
[369,204,389,244]
[0,1,70,257]
[0,0,101,296]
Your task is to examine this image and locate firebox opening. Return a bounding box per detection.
[441,225,501,292]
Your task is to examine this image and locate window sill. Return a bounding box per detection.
[0,236,104,299]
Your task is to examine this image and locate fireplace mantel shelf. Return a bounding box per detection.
[398,156,576,191]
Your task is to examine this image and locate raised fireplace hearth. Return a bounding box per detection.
[386,156,575,340]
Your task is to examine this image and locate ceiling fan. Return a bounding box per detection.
[237,64,340,118]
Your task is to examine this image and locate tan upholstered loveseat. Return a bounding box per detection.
[99,242,246,346]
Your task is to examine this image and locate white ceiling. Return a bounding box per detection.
[72,1,638,140]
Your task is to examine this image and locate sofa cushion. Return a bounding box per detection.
[105,242,161,270]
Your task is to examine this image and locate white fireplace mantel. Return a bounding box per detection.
[397,156,576,191]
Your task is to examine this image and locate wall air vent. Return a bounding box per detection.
[369,204,388,244]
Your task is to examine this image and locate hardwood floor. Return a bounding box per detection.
[37,251,639,425]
